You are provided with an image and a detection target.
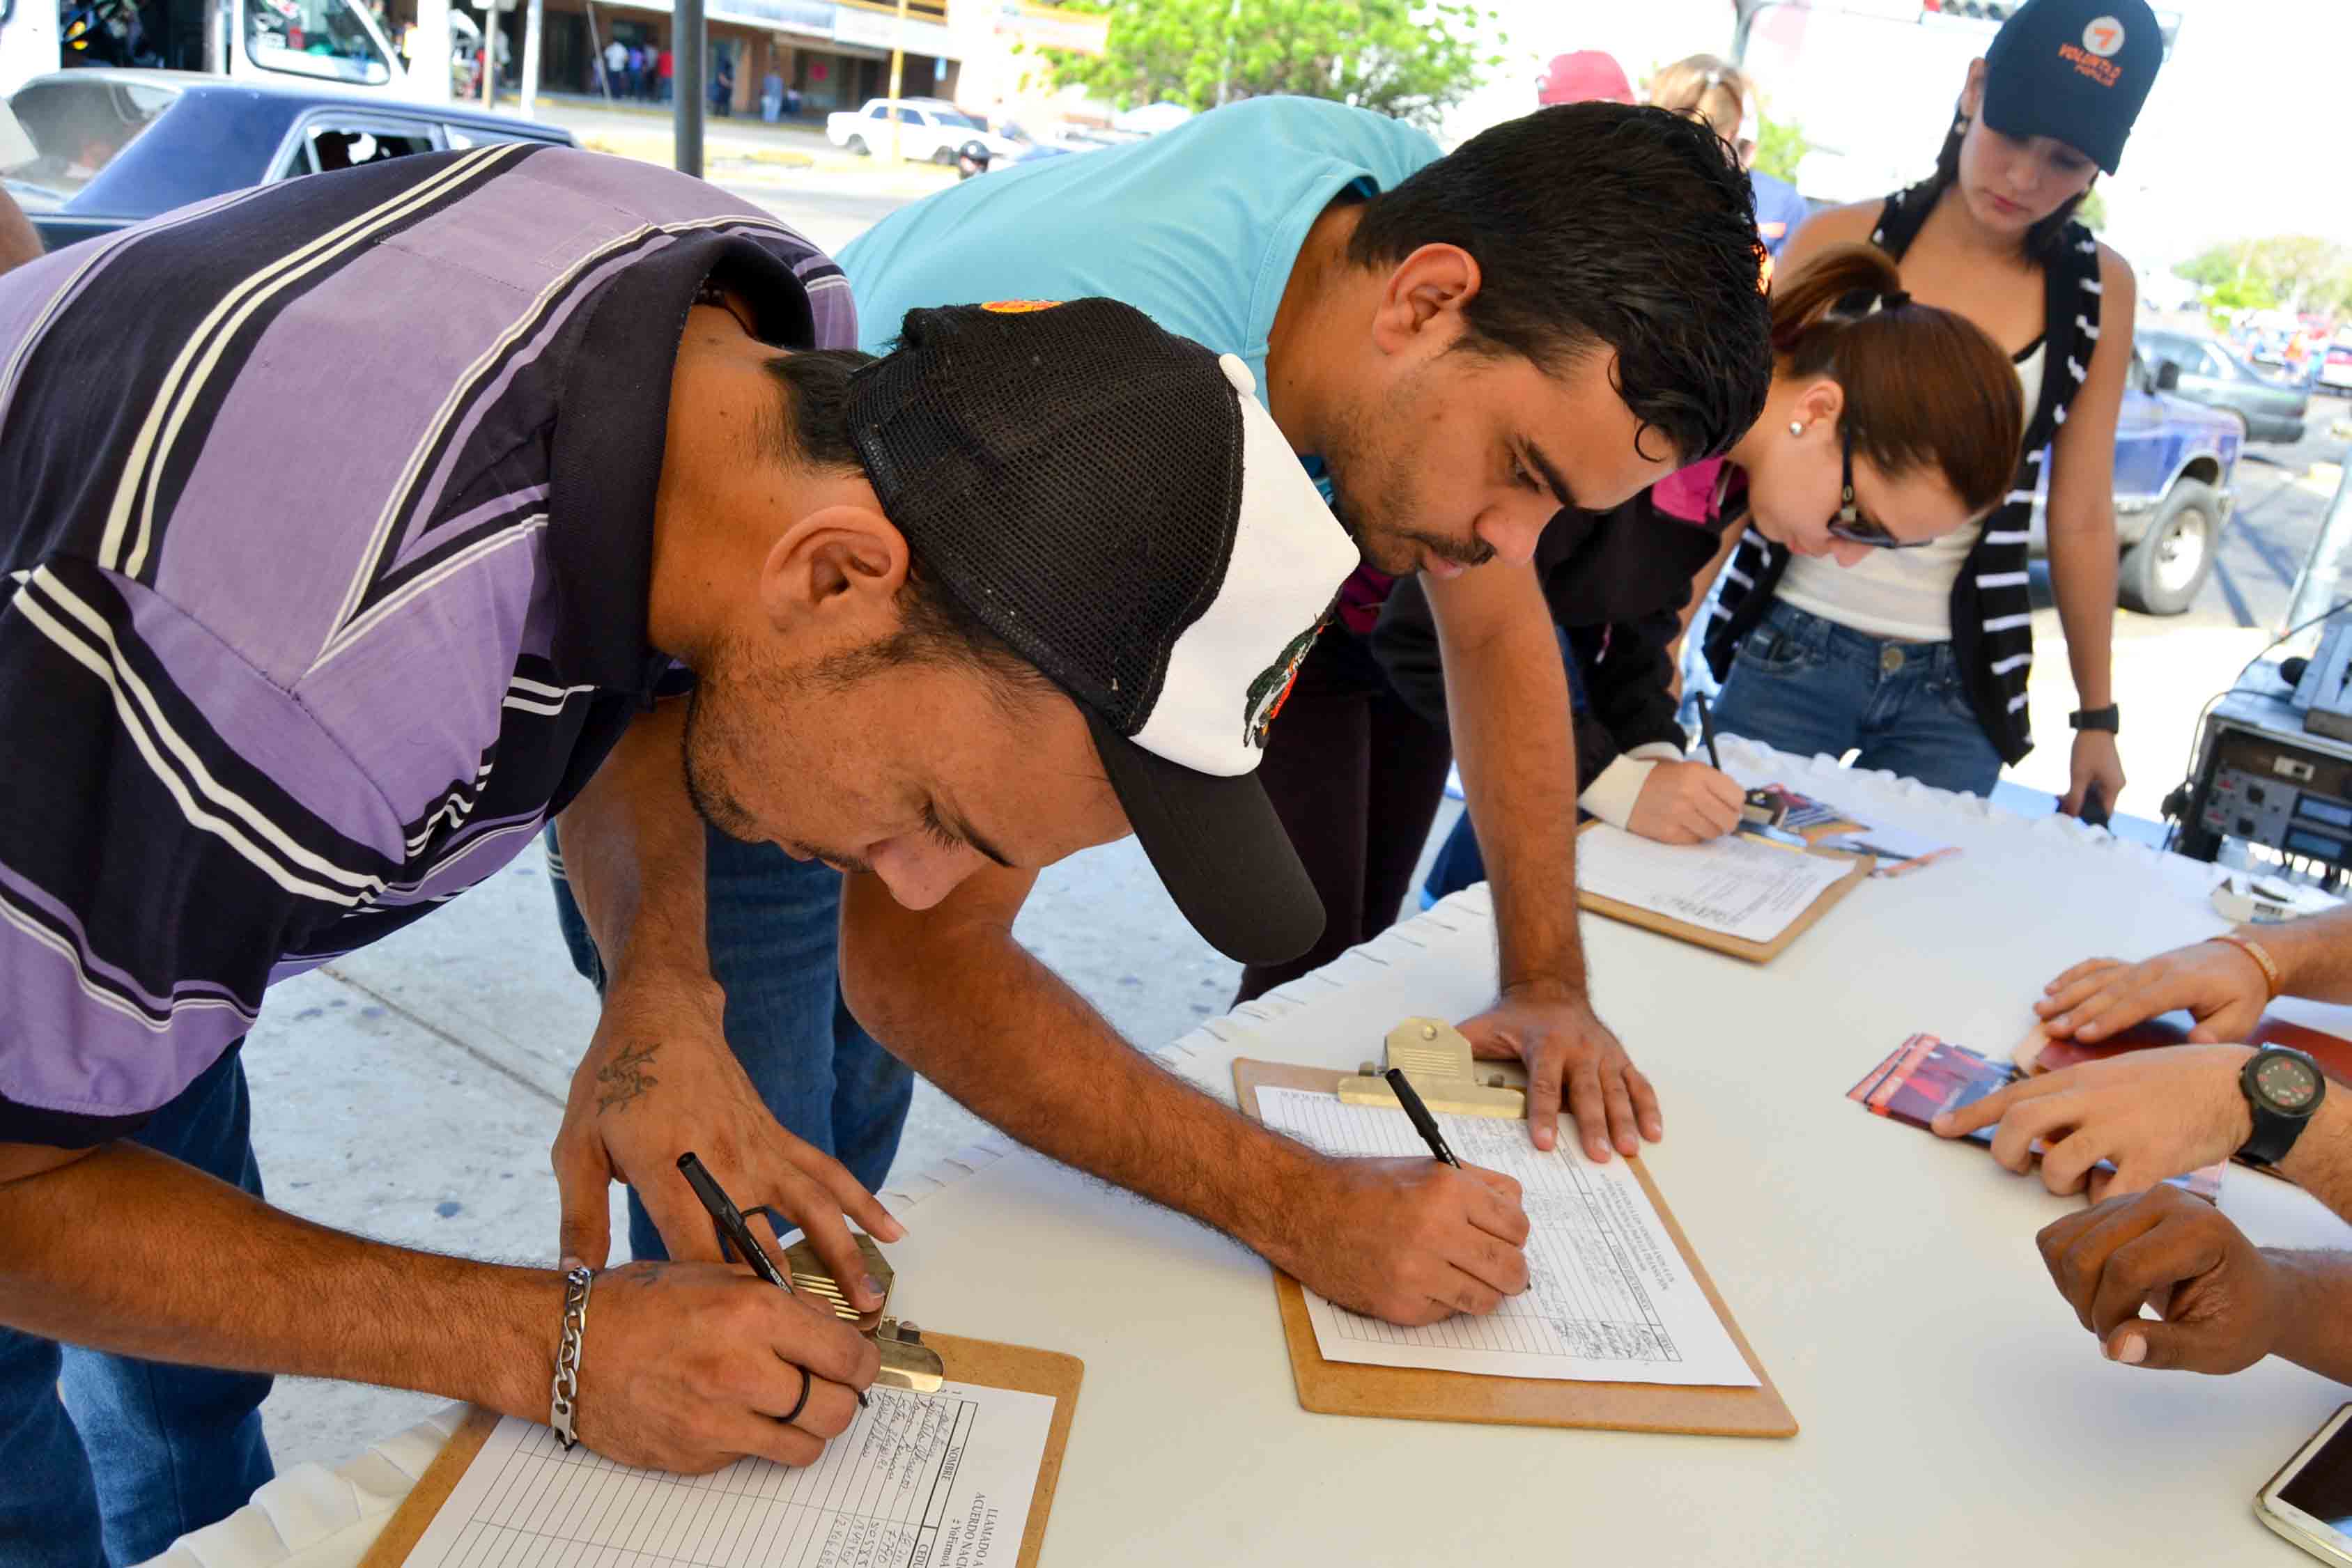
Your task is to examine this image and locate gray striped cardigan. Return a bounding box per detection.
[1702,184,2102,765]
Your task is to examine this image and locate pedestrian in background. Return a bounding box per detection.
[657,44,674,102]
[1701,0,2160,811]
[762,67,784,123]
[1646,54,1809,272]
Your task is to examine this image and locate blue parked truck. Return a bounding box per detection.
[2027,348,2243,617]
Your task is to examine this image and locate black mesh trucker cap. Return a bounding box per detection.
[1981,0,2162,174]
[844,297,1359,964]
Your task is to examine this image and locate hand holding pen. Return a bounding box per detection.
[681,1151,871,1408]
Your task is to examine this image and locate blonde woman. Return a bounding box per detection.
[1648,52,1810,267]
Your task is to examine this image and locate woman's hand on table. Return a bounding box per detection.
[2035,1184,2287,1374]
[2061,730,2126,818]
[1933,1045,2254,1197]
[2034,941,2270,1045]
[1627,761,1744,844]
[1458,991,1660,1161]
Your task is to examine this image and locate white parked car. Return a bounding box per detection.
[823,98,1014,164]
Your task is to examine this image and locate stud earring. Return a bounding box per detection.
[1788,421,1805,437]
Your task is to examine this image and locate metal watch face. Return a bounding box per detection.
[2256,1052,2323,1112]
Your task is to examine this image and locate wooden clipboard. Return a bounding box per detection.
[1235,1058,1795,1438]
[358,1333,1083,1568]
[1575,818,1873,964]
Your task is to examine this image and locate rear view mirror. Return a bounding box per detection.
[2156,360,2181,392]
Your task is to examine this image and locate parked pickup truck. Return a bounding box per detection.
[824,98,1015,164]
[2027,350,2244,616]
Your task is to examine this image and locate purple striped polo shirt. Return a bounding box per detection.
[0,145,853,1146]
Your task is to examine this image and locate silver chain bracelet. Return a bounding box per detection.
[550,1264,592,1449]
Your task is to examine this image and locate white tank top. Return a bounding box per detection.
[1777,337,2046,642]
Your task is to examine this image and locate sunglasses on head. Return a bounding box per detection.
[1825,422,1930,550]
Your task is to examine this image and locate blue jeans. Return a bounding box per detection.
[1710,600,2004,796]
[1,1049,274,1568]
[547,825,911,1261]
[1422,626,1593,910]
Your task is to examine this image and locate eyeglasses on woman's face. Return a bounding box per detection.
[1825,423,1932,550]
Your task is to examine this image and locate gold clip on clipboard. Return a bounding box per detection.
[780,1231,947,1392]
[1336,1017,1527,1118]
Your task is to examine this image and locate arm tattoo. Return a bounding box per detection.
[596,1041,660,1113]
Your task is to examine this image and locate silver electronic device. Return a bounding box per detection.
[2179,649,2352,880]
[2296,623,2352,743]
[2258,1402,2352,1565]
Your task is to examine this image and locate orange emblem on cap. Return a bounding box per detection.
[980,300,1062,313]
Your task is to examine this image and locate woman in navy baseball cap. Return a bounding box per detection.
[1701,0,2164,818]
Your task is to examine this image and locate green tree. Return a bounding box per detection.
[1041,0,1503,132]
[1751,114,1806,184]
[2176,236,2352,318]
[2074,186,2106,233]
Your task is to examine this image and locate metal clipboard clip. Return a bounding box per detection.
[1336,1018,1526,1119]
[781,1232,947,1392]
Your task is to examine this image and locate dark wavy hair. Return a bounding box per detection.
[1346,102,1773,466]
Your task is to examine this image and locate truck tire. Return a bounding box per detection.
[846,134,868,155]
[2118,479,2222,616]
[932,146,957,165]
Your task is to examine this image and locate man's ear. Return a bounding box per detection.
[1959,60,1987,118]
[758,504,911,633]
[1368,242,1484,359]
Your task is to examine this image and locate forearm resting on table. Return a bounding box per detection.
[0,1142,558,1416]
[2253,905,2352,1007]
[2264,1248,2352,1383]
[838,871,1326,1266]
[2278,1096,2352,1227]
[1428,567,1586,994]
[554,700,713,994]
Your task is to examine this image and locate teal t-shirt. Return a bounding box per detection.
[837,96,1443,403]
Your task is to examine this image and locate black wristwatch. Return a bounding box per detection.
[2239,1046,2326,1167]
[2069,705,2121,733]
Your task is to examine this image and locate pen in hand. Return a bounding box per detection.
[1384,1068,1461,1169]
[677,1151,869,1408]
[1696,690,1726,772]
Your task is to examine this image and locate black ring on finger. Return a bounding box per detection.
[779,1365,812,1426]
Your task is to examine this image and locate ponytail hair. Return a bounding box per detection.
[1648,53,1751,146]
[1772,244,2024,520]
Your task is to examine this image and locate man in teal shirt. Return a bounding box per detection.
[552,97,1772,1326]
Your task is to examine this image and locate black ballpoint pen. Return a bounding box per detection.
[1384,1068,1461,1169]
[1696,690,1726,771]
[678,1151,869,1407]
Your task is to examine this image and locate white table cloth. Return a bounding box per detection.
[151,738,2352,1567]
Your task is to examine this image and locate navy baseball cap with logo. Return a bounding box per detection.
[1981,0,2163,174]
[846,297,1358,965]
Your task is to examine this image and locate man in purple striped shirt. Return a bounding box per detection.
[0,146,1360,1562]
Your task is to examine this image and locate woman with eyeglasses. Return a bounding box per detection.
[1702,0,2161,804]
[1373,241,2020,898]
